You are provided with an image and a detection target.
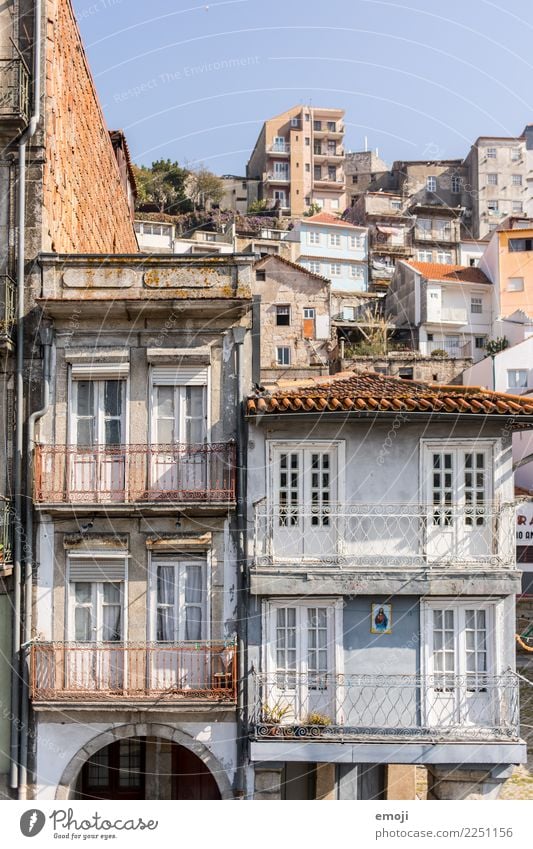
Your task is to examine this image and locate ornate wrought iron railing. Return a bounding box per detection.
[34,442,236,504]
[0,58,30,122]
[0,497,12,567]
[0,275,16,335]
[251,671,520,742]
[253,502,515,568]
[31,641,237,702]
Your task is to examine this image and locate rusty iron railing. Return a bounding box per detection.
[34,442,236,504]
[0,275,16,335]
[0,58,30,122]
[31,641,237,702]
[0,497,12,567]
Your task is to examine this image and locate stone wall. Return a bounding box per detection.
[42,0,138,254]
[338,353,471,384]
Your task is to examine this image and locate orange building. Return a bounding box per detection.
[479,218,533,320]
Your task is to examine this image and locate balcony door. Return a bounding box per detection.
[70,378,126,502]
[150,367,208,498]
[270,443,339,560]
[423,602,497,730]
[68,578,124,693]
[423,443,492,563]
[149,559,209,691]
[265,602,338,725]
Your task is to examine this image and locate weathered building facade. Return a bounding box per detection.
[29,254,252,799]
[245,371,530,799]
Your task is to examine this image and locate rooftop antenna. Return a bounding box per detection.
[375,147,379,157]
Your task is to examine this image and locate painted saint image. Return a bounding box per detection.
[371,603,392,634]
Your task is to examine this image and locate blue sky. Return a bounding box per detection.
[73,0,533,174]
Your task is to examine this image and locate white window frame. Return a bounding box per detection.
[507,369,528,390]
[261,598,344,723]
[276,346,291,366]
[147,553,210,643]
[418,250,433,262]
[330,263,342,276]
[470,296,483,314]
[426,176,437,192]
[512,174,522,186]
[420,598,503,680]
[486,147,497,158]
[308,230,321,245]
[487,173,498,186]
[507,277,524,292]
[308,261,321,274]
[266,439,346,511]
[66,553,129,643]
[451,176,461,194]
[329,233,341,247]
[68,373,129,447]
[149,365,210,448]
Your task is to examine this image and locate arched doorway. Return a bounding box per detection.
[76,737,221,800]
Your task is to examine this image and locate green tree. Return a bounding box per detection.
[133,159,192,214]
[248,199,268,213]
[188,168,225,209]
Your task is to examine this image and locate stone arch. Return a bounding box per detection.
[55,722,233,800]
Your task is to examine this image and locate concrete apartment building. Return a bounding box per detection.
[246,105,347,216]
[479,217,533,321]
[0,0,137,798]
[344,149,391,205]
[246,370,530,799]
[464,132,530,239]
[386,260,492,361]
[349,191,413,290]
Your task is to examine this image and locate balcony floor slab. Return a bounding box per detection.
[250,740,526,765]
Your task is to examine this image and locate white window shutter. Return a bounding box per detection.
[151,366,208,386]
[68,555,127,582]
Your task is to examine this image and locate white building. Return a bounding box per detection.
[245,370,530,799]
[287,212,369,293]
[386,260,493,362]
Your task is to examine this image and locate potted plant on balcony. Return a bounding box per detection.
[430,348,447,358]
[258,702,292,736]
[304,712,333,737]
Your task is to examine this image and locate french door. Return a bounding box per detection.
[424,444,492,563]
[425,603,495,729]
[151,384,207,496]
[70,379,126,501]
[266,603,337,725]
[150,559,209,691]
[69,581,124,692]
[270,444,339,559]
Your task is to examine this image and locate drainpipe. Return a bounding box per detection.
[10,0,42,794]
[233,324,247,798]
[18,320,52,799]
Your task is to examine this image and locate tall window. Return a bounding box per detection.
[309,230,320,244]
[470,297,483,314]
[73,582,123,643]
[512,174,522,186]
[487,173,498,185]
[330,263,341,275]
[155,560,205,641]
[308,261,321,274]
[153,384,206,445]
[451,176,462,194]
[276,347,291,366]
[426,176,437,192]
[486,147,497,158]
[329,233,341,246]
[72,380,125,447]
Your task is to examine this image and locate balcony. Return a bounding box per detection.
[419,340,473,358]
[0,275,16,337]
[415,229,456,243]
[313,147,345,160]
[34,443,236,507]
[253,503,515,569]
[268,142,290,155]
[265,171,290,184]
[313,124,344,138]
[427,307,468,324]
[0,498,12,569]
[251,671,519,743]
[0,58,30,126]
[30,641,237,704]
[313,177,345,190]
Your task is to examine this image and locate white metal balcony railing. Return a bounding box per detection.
[252,503,515,568]
[251,671,519,742]
[269,143,291,154]
[419,340,472,358]
[266,171,290,182]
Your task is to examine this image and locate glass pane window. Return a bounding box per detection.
[276,608,297,683]
[155,561,205,642]
[507,369,527,389]
[307,608,328,687]
[279,452,300,527]
[310,452,331,527]
[102,583,122,642]
[432,452,453,526]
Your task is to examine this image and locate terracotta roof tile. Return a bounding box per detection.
[406,261,491,285]
[247,370,533,423]
[254,253,331,283]
[305,212,360,228]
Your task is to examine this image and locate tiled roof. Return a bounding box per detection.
[405,261,491,285]
[305,212,359,228]
[247,370,533,422]
[254,253,331,283]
